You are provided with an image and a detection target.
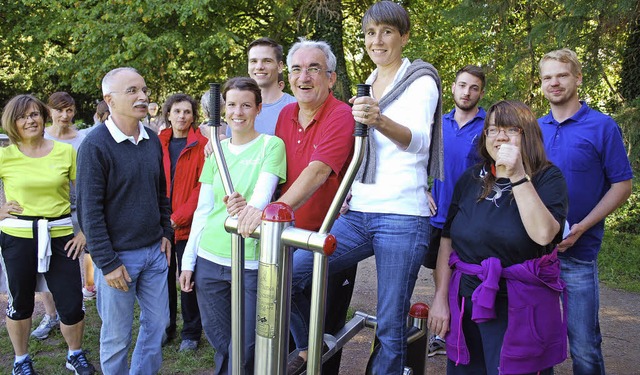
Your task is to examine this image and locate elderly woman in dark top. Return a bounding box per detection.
[428,100,569,375]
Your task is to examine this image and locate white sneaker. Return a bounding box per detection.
[31,313,59,340]
[82,286,96,301]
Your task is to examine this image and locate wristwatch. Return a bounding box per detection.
[511,174,531,187]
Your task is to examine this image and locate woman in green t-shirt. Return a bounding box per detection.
[179,77,287,374]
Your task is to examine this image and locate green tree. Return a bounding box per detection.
[621,1,640,101]
[1,0,638,128]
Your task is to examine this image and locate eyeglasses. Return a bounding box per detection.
[109,86,151,96]
[289,66,331,77]
[17,111,41,122]
[485,126,523,137]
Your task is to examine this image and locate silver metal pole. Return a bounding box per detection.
[306,84,371,374]
[249,202,337,375]
[254,202,295,375]
[208,83,245,375]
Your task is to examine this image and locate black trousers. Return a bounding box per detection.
[1,233,84,324]
[167,239,203,341]
[289,263,358,374]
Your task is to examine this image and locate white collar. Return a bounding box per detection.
[105,116,149,145]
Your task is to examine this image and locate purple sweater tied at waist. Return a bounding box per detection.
[446,250,567,374]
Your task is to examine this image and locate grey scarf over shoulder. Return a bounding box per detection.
[355,59,444,184]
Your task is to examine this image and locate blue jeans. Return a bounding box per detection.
[195,257,257,375]
[560,255,605,375]
[95,242,169,375]
[290,211,428,375]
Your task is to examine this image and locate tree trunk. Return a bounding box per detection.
[312,0,352,101]
[621,0,640,102]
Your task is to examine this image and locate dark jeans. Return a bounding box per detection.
[290,212,428,374]
[195,258,257,375]
[176,240,203,340]
[167,240,177,338]
[167,240,203,341]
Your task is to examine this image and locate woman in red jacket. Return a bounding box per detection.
[158,93,208,351]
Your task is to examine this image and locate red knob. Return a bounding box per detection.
[262,202,295,222]
[323,234,337,256]
[409,302,429,319]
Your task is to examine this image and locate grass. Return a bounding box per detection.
[598,182,640,293]
[599,231,640,293]
[0,284,216,375]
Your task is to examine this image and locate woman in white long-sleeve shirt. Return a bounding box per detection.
[287,2,443,374]
[179,77,286,375]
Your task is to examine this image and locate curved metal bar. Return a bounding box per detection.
[208,83,245,375]
[306,84,370,375]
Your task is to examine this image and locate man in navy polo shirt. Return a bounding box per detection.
[538,49,633,375]
[424,64,486,357]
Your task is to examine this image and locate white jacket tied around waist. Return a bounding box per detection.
[0,216,73,272]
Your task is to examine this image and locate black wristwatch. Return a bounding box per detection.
[510,174,531,187]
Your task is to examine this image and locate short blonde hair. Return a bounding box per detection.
[539,48,582,77]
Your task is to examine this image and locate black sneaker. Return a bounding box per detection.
[427,335,446,357]
[65,351,96,375]
[287,343,329,375]
[287,355,306,375]
[12,356,37,375]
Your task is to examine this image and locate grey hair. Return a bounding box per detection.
[200,91,211,118]
[200,90,225,119]
[286,38,337,73]
[101,67,140,95]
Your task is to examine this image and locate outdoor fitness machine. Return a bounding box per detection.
[208,83,429,375]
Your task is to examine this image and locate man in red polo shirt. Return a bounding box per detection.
[236,38,355,374]
[275,46,352,229]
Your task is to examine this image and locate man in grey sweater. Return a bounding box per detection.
[77,67,172,375]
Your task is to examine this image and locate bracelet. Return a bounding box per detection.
[510,174,531,187]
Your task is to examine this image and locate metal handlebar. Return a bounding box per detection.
[224,217,337,256]
[306,84,371,374]
[208,83,245,375]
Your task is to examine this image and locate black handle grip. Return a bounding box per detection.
[354,84,371,137]
[208,83,221,127]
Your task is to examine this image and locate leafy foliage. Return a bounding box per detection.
[613,98,640,169]
[0,0,638,125]
[606,183,640,234]
[620,2,640,101]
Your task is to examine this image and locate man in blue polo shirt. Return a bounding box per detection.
[424,65,486,356]
[538,48,633,375]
